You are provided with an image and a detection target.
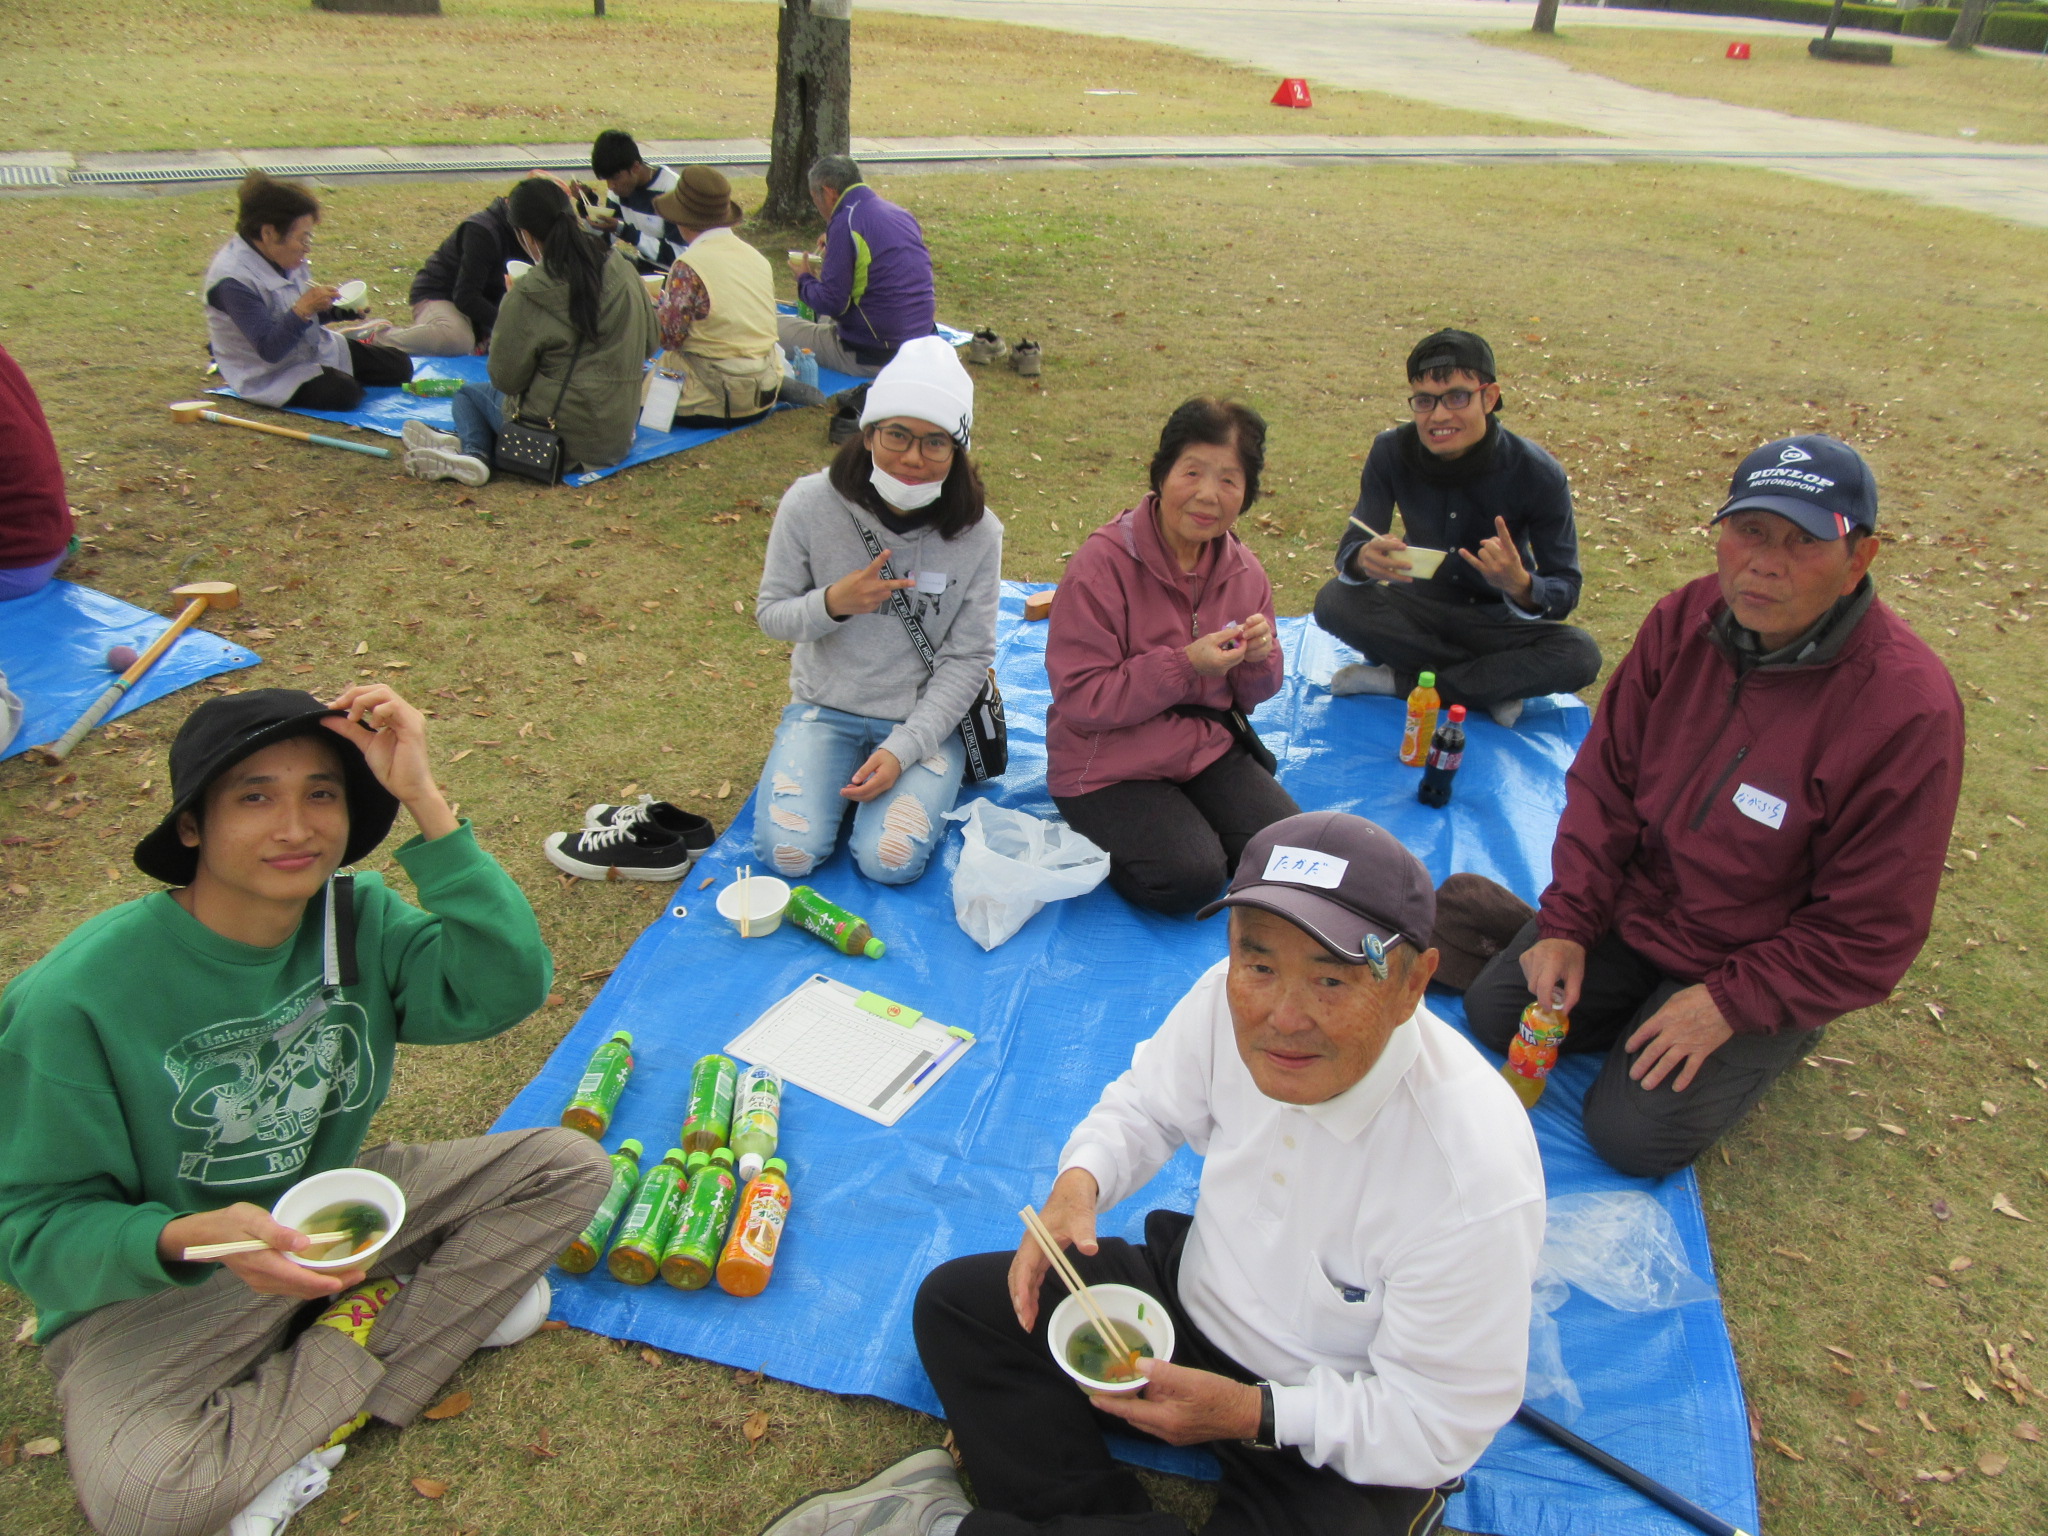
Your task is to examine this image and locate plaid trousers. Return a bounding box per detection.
[43,1127,611,1536]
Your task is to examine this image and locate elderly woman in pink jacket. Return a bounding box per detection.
[1045,397,1298,913]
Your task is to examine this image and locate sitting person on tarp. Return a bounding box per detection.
[757,813,1543,1536]
[382,189,525,357]
[586,128,684,275]
[0,684,611,1536]
[203,171,414,411]
[0,342,78,751]
[779,155,937,379]
[1465,437,1964,1177]
[648,166,789,428]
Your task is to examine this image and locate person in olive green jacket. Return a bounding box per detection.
[403,176,659,486]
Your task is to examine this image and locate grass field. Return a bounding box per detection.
[1484,24,2048,143]
[0,155,2045,1534]
[0,0,1563,154]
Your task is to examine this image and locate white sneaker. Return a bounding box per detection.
[479,1277,551,1349]
[223,1445,345,1536]
[402,420,462,454]
[1328,662,1397,697]
[404,447,490,486]
[754,1448,968,1536]
[1489,698,1525,729]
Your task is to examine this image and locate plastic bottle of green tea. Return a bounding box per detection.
[785,886,886,958]
[401,377,465,398]
[660,1146,738,1290]
[605,1147,689,1286]
[559,1139,643,1273]
[681,1054,738,1154]
[730,1065,783,1182]
[561,1029,635,1138]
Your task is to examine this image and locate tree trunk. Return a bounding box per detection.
[763,0,853,227]
[1949,0,1991,50]
[1823,0,1843,43]
[1532,0,1560,35]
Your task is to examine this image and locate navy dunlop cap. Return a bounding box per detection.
[1198,811,1435,971]
[1713,435,1878,541]
[1406,328,1495,382]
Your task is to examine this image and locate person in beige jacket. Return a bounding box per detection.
[647,166,788,427]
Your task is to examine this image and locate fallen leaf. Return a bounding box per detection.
[1992,1193,2032,1222]
[742,1407,771,1451]
[732,599,745,615]
[410,1477,448,1499]
[23,1436,61,1457]
[1916,1410,1939,1433]
[1896,1389,1913,1410]
[422,1389,472,1421]
[1950,1255,1974,1272]
[1964,1375,1989,1402]
[1982,1101,2000,1118]
[735,1367,765,1387]
[1844,1126,1869,1141]
[339,1510,359,1525]
[716,780,732,800]
[2018,1421,2042,1442]
[353,640,369,655]
[524,1426,557,1460]
[640,1346,661,1366]
[578,967,615,983]
[1770,1245,1813,1264]
[1926,1274,1952,1289]
[13,1316,36,1345]
[699,875,715,889]
[540,1319,569,1331]
[1855,1417,1883,1434]
[1927,1003,1946,1023]
[571,651,587,667]
[448,749,473,764]
[1879,1123,1908,1137]
[1826,1346,1858,1362]
[1977,1448,2010,1476]
[1766,1436,1806,1462]
[383,661,410,670]
[545,993,564,1008]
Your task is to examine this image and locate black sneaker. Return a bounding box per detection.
[582,796,715,864]
[543,821,696,882]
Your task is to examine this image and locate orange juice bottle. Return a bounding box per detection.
[1398,671,1441,767]
[1500,1003,1570,1109]
[715,1158,792,1297]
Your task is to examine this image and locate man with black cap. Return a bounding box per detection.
[0,684,611,1536]
[756,812,1543,1536]
[1315,329,1601,728]
[1466,436,1964,1178]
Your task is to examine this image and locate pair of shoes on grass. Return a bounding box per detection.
[967,330,1041,378]
[544,795,717,881]
[754,1447,968,1536]
[399,421,489,486]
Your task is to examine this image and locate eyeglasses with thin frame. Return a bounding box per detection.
[1407,388,1483,415]
[871,424,958,459]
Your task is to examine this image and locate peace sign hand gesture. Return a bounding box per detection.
[825,550,917,618]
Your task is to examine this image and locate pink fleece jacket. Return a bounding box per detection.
[1045,495,1284,799]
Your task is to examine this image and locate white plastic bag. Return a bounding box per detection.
[1542,1191,1716,1313]
[943,800,1110,951]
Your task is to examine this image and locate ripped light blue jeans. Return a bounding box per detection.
[751,702,966,885]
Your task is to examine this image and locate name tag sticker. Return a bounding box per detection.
[914,570,949,595]
[1263,846,1349,889]
[1732,783,1787,830]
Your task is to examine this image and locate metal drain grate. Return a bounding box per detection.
[0,165,66,187]
[71,165,246,185]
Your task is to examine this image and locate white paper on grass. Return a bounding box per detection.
[944,800,1110,951]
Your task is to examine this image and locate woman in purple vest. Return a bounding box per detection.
[202,172,413,412]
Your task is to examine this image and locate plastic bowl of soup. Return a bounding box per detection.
[1048,1283,1175,1397]
[1401,546,1447,579]
[333,279,368,308]
[272,1167,406,1271]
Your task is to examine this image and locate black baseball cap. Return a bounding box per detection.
[1713,435,1878,541]
[1198,811,1436,970]
[133,689,399,886]
[1407,328,1496,383]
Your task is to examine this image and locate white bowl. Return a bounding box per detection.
[1402,546,1447,579]
[1048,1282,1176,1397]
[333,279,367,308]
[505,260,532,281]
[271,1166,406,1271]
[716,875,792,936]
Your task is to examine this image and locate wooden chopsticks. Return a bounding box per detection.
[181,1230,352,1262]
[1018,1204,1140,1375]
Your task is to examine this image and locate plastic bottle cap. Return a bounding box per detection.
[1418,671,1436,688]
[662,1147,687,1163]
[764,1157,788,1175]
[710,1147,735,1166]
[738,1153,765,1182]
[1447,705,1466,721]
[685,1150,710,1169]
[619,1138,644,1156]
[612,1029,634,1047]
[863,937,885,958]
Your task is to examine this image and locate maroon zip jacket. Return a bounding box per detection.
[1538,573,1963,1036]
[0,344,74,571]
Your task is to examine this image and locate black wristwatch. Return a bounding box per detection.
[1244,1382,1279,1450]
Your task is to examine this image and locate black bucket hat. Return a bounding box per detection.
[133,689,399,886]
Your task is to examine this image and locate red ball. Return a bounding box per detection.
[106,645,140,672]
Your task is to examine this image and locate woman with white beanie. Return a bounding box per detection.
[750,337,1002,885]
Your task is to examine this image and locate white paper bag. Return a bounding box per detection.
[944,800,1110,951]
[640,370,683,432]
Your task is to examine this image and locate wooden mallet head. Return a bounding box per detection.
[172,580,241,612]
[169,401,212,423]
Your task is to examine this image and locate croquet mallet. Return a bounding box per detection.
[25,581,242,765]
[1515,1405,1754,1536]
[168,400,394,460]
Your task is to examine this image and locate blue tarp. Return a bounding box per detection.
[0,581,260,759]
[210,316,972,488]
[492,589,1759,1536]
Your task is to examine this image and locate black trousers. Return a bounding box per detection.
[284,340,415,412]
[913,1210,1457,1536]
[1054,746,1300,916]
[1464,920,1823,1177]
[1312,578,1601,711]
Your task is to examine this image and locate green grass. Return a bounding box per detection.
[1483,24,2048,144]
[0,0,1561,154]
[2,159,2047,1532]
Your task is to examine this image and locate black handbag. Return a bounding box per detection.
[493,338,584,485]
[847,512,1008,785]
[1170,702,1278,777]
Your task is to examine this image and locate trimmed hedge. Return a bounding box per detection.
[1621,0,1904,32]
[1901,6,1959,38]
[1984,9,2048,45]
[1615,0,2048,41]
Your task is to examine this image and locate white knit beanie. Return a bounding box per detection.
[859,336,975,449]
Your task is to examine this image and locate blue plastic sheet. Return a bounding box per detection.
[0,580,259,759]
[492,588,1758,1536]
[210,318,971,488]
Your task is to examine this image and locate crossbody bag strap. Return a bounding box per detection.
[845,507,939,677]
[523,336,586,429]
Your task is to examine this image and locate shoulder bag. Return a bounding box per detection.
[493,338,585,485]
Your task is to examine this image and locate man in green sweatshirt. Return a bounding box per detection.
[0,685,612,1536]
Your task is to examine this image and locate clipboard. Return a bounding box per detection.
[725,974,975,1127]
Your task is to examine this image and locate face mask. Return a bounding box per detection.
[870,463,945,512]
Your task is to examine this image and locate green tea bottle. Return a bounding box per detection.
[401,377,465,397]
[786,886,885,958]
[559,1139,643,1274]
[605,1147,689,1286]
[660,1146,737,1290]
[730,1065,782,1183]
[681,1054,738,1154]
[561,1029,634,1138]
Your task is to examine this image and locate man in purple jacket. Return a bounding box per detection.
[779,155,936,378]
[1466,436,1963,1176]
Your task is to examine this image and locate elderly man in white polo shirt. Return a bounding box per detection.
[754,812,1545,1536]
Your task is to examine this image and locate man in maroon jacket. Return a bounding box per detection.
[1466,436,1963,1177]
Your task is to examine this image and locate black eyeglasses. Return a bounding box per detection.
[1407,388,1482,414]
[872,424,957,459]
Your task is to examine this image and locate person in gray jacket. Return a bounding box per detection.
[752,337,1001,885]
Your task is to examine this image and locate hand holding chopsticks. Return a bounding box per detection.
[181,1229,352,1262]
[1019,1204,1141,1378]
